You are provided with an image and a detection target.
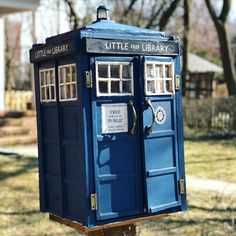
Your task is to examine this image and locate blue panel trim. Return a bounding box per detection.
[174,45,187,211]
[150,201,179,213]
[99,209,141,220]
[97,134,135,141]
[147,167,176,177]
[144,56,173,63]
[100,212,119,220]
[33,63,46,212]
[147,130,175,138]
[98,173,136,182]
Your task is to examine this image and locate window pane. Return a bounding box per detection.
[71,84,77,98]
[50,70,54,84]
[66,67,70,82]
[111,81,120,93]
[51,87,55,100]
[98,65,108,78]
[147,64,154,78]
[46,87,50,100]
[99,81,108,93]
[60,68,64,83]
[122,81,131,93]
[110,65,120,78]
[46,71,50,84]
[41,87,45,100]
[165,65,171,78]
[147,80,155,93]
[71,66,76,81]
[166,80,172,93]
[122,65,131,79]
[155,65,163,78]
[40,72,45,85]
[66,85,70,98]
[157,80,164,93]
[60,85,66,99]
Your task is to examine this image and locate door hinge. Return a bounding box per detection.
[91,193,97,210]
[179,179,185,195]
[175,75,180,90]
[85,70,93,88]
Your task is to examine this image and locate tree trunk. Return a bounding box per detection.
[205,0,236,95]
[182,0,190,96]
[216,22,236,95]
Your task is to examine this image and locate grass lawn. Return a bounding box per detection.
[185,139,236,183]
[0,139,235,235]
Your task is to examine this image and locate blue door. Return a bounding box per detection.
[90,57,143,220]
[90,56,182,221]
[141,56,181,213]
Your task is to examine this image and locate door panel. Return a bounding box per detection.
[142,56,180,213]
[91,56,182,221]
[91,57,143,220]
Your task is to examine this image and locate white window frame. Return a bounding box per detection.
[96,61,134,97]
[144,61,175,96]
[39,68,56,103]
[58,63,77,102]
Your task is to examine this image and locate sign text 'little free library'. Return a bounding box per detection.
[86,38,178,55]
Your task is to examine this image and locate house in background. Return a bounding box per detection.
[184,53,223,99]
[0,0,40,111]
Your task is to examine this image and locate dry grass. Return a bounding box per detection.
[0,139,235,235]
[185,139,236,183]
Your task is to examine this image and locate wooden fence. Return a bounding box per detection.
[5,90,33,111]
[183,97,236,137]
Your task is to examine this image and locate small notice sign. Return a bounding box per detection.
[102,103,128,134]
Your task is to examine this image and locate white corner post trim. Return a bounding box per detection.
[0,17,5,111]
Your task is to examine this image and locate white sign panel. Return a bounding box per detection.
[102,103,128,134]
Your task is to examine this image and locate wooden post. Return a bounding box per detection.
[85,224,136,236]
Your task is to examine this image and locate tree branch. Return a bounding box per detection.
[205,0,218,23]
[159,0,181,31]
[64,0,80,29]
[123,0,138,17]
[219,0,231,22]
[146,3,165,29]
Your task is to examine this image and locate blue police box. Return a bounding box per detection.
[30,6,187,229]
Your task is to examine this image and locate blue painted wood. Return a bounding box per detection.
[30,15,187,228]
[141,56,181,213]
[90,56,144,221]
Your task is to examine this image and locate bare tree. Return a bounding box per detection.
[64,0,80,29]
[205,0,236,95]
[5,18,21,90]
[182,0,190,96]
[115,0,181,31]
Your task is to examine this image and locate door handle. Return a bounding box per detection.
[128,100,137,135]
[146,99,155,134]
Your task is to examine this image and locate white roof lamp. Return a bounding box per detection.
[97,5,109,21]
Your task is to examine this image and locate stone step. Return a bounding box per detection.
[0,135,37,146]
[0,118,23,127]
[0,126,29,137]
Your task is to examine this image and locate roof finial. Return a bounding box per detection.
[97,5,109,21]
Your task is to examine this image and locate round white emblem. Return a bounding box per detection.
[155,106,166,124]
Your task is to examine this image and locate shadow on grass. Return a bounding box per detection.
[189,204,236,213]
[0,156,38,182]
[186,157,236,164]
[0,210,39,216]
[139,203,236,232]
